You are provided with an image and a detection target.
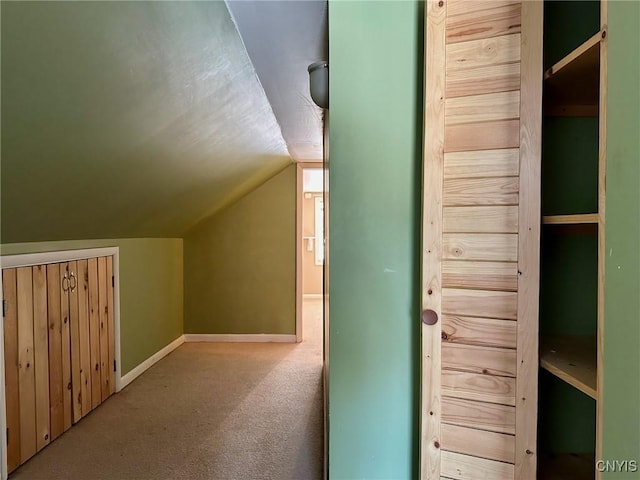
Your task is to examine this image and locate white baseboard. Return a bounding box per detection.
[119,335,185,390]
[183,334,296,343]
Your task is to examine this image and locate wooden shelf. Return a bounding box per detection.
[540,336,597,399]
[543,214,599,225]
[544,29,605,116]
[539,452,595,480]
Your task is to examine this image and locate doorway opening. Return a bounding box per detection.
[296,163,325,348]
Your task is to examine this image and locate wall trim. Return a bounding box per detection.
[184,334,296,343]
[119,335,185,390]
[303,293,323,299]
[0,247,119,268]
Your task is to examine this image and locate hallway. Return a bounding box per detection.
[11,299,324,480]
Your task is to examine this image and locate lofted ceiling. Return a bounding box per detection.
[1,1,325,243]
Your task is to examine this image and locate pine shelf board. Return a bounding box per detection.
[540,336,597,400]
[544,29,605,115]
[543,214,599,225]
[538,452,595,480]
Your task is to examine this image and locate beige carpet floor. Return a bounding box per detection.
[11,299,324,480]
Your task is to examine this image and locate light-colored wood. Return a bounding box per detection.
[31,265,50,451]
[443,342,516,377]
[442,260,517,291]
[445,119,520,152]
[443,233,518,262]
[444,149,519,178]
[107,257,115,395]
[16,267,36,464]
[542,213,598,224]
[59,264,72,432]
[447,0,520,18]
[441,423,515,463]
[46,263,64,441]
[3,268,21,472]
[87,258,101,409]
[545,29,603,80]
[98,257,110,400]
[446,62,521,99]
[76,259,92,415]
[442,369,516,406]
[443,176,519,206]
[421,0,446,477]
[442,397,515,435]
[540,336,597,399]
[445,91,520,126]
[596,4,607,474]
[441,450,514,479]
[68,261,82,423]
[442,315,516,349]
[443,206,518,233]
[442,288,518,320]
[446,2,521,44]
[446,34,521,72]
[515,3,542,477]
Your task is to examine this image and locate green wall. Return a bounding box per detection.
[328,2,422,478]
[183,165,296,335]
[603,1,640,477]
[1,239,183,375]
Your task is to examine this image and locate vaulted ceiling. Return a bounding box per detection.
[1,1,326,243]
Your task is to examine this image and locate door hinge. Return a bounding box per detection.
[6,427,9,444]
[114,360,117,372]
[112,276,115,288]
[2,299,6,318]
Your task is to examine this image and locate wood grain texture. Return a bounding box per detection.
[442,369,516,406]
[421,0,447,477]
[597,3,607,473]
[32,265,50,451]
[443,233,518,262]
[59,264,72,432]
[17,267,36,463]
[441,450,514,479]
[444,176,519,206]
[447,34,520,72]
[107,256,115,395]
[447,0,520,19]
[88,258,101,409]
[442,288,518,320]
[3,268,21,472]
[46,264,63,442]
[445,119,520,152]
[442,314,516,348]
[443,206,518,233]
[540,336,596,399]
[442,397,515,435]
[69,261,82,423]
[441,423,515,463]
[446,2,521,44]
[444,149,519,178]
[442,260,518,291]
[442,342,516,377]
[446,91,520,126]
[447,62,521,98]
[515,2,542,477]
[98,257,110,400]
[76,259,92,416]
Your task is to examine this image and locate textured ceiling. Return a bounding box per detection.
[227,0,327,161]
[1,1,293,243]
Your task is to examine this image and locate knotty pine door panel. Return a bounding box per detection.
[2,256,115,473]
[421,1,542,479]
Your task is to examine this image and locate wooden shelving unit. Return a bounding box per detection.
[540,336,597,399]
[544,29,605,116]
[543,213,598,225]
[539,1,607,478]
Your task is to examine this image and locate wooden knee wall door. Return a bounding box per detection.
[420,1,542,479]
[2,256,115,473]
